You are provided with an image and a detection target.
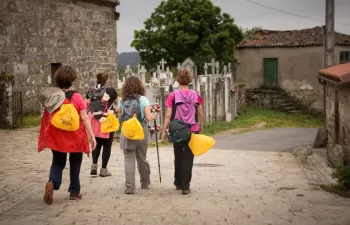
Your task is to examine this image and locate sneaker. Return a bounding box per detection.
[99,168,112,177]
[182,189,191,195]
[141,184,150,189]
[176,186,182,190]
[69,193,82,200]
[90,164,98,176]
[43,182,54,204]
[124,189,134,194]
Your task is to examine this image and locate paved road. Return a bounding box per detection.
[213,128,318,151]
[1,128,349,225]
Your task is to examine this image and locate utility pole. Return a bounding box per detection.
[324,0,335,68]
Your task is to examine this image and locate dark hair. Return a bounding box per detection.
[176,69,192,85]
[96,73,109,85]
[121,76,145,101]
[54,66,77,89]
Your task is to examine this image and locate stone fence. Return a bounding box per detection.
[0,73,14,129]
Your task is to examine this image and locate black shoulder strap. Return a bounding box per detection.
[65,90,77,101]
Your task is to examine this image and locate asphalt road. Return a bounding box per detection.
[212,128,318,152]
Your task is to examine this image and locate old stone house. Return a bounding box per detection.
[235,26,350,111]
[0,0,120,113]
[318,63,350,166]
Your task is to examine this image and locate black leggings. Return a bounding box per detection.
[92,132,114,168]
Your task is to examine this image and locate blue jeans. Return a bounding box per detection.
[49,150,83,194]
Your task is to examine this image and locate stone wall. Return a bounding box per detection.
[0,0,118,113]
[325,83,350,166]
[234,83,246,114]
[0,73,14,128]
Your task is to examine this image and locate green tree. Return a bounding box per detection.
[241,26,262,40]
[131,0,243,71]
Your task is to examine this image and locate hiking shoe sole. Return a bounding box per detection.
[44,182,54,204]
[69,193,82,200]
[182,189,191,195]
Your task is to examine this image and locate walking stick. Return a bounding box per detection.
[154,119,162,183]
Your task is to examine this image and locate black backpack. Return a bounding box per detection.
[87,86,108,120]
[167,91,198,144]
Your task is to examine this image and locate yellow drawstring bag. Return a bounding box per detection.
[188,133,216,156]
[51,103,80,131]
[101,112,120,133]
[121,114,144,140]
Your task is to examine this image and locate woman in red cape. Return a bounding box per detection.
[38,66,96,204]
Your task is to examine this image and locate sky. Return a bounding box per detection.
[117,0,350,52]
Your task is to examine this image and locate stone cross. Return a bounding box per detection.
[228,62,232,74]
[140,65,147,83]
[125,65,132,74]
[156,65,161,74]
[207,58,216,75]
[159,58,167,71]
[204,63,208,75]
[215,61,220,75]
[177,63,181,70]
[223,65,227,75]
[137,63,140,74]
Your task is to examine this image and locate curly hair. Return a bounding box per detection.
[176,68,192,85]
[54,65,77,89]
[121,76,145,101]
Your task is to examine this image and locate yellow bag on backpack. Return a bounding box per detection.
[101,112,120,133]
[188,133,216,156]
[121,114,144,140]
[51,103,80,131]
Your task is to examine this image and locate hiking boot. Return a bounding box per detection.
[182,189,191,195]
[69,193,82,200]
[43,182,54,204]
[99,168,111,177]
[124,189,134,194]
[90,164,98,176]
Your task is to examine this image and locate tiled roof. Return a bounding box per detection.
[319,63,350,83]
[237,26,350,48]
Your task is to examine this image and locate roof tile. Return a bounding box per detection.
[237,26,350,48]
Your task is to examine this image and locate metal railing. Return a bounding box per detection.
[12,91,23,128]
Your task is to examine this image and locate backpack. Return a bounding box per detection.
[121,95,143,123]
[51,91,80,131]
[168,91,198,144]
[87,86,108,120]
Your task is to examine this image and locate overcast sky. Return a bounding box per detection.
[117,0,350,52]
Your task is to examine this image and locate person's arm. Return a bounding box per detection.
[144,106,157,122]
[79,109,96,149]
[162,107,172,133]
[197,105,204,132]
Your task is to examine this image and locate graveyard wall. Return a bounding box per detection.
[0,74,14,128]
[0,0,118,113]
[235,46,350,111]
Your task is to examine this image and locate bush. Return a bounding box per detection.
[331,164,350,189]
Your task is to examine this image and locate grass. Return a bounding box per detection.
[202,106,323,136]
[18,114,42,128]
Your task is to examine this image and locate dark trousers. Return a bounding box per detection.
[92,132,114,168]
[173,141,195,190]
[49,150,83,194]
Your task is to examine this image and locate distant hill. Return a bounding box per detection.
[117,52,141,73]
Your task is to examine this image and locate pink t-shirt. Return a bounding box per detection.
[166,90,203,132]
[70,93,87,111]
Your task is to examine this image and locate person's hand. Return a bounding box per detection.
[86,99,91,104]
[153,112,158,120]
[161,131,167,142]
[90,137,97,150]
[199,125,203,133]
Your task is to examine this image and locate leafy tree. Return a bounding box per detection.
[241,26,262,40]
[131,0,243,71]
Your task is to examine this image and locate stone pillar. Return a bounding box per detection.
[0,75,14,129]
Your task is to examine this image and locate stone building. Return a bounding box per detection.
[235,26,350,111]
[318,63,350,166]
[0,0,120,113]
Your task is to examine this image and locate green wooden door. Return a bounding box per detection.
[263,58,278,86]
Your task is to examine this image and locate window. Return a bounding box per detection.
[340,51,350,64]
[51,63,62,87]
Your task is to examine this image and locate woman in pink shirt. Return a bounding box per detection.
[162,69,204,194]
